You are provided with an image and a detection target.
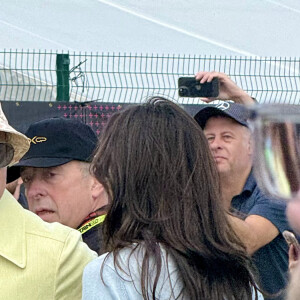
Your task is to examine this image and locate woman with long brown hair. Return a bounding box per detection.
[82,97,260,299]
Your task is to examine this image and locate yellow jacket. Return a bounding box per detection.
[0,189,97,300]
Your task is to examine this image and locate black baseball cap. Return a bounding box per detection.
[194,102,250,129]
[8,118,98,182]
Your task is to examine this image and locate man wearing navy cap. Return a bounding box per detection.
[194,72,290,300]
[11,117,108,254]
[0,108,96,299]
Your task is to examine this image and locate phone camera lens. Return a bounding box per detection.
[195,84,202,91]
[179,86,189,97]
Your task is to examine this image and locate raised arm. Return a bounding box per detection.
[195,71,256,105]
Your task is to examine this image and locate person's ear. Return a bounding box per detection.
[245,129,254,156]
[91,177,103,198]
[90,177,108,204]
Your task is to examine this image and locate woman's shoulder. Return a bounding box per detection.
[84,251,110,271]
[83,244,142,276]
[82,243,183,300]
[84,243,178,279]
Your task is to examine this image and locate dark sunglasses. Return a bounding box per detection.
[0,143,14,168]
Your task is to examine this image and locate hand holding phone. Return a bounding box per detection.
[178,77,219,98]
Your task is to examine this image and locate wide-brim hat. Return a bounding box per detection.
[0,104,30,166]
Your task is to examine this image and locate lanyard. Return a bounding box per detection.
[77,215,106,235]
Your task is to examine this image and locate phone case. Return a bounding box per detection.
[178,77,219,98]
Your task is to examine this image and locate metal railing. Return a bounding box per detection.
[0,50,299,104]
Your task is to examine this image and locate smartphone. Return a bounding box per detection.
[283,230,299,248]
[178,77,219,98]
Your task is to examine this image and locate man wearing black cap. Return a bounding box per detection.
[0,106,96,299]
[11,117,108,254]
[194,101,290,299]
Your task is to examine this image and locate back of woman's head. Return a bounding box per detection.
[93,97,221,244]
[92,97,258,300]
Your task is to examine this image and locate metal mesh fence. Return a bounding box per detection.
[0,50,299,104]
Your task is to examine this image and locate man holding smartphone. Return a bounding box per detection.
[193,71,290,300]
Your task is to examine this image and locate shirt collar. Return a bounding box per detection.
[240,170,256,195]
[0,189,26,268]
[78,205,108,229]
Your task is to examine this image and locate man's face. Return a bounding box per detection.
[21,161,95,229]
[204,116,252,176]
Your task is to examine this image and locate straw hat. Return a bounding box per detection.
[0,104,30,166]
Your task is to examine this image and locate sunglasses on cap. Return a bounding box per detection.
[0,143,14,168]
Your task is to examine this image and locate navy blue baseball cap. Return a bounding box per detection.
[13,117,98,168]
[194,102,250,129]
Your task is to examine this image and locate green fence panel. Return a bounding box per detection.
[0,50,299,104]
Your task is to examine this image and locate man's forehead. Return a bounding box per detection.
[204,116,250,134]
[19,160,84,175]
[205,115,241,127]
[20,165,61,174]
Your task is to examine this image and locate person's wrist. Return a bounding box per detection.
[230,92,255,105]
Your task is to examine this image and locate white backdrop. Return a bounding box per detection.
[0,0,299,56]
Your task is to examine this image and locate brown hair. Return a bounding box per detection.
[92,97,259,299]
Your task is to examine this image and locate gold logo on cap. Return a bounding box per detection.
[30,136,47,144]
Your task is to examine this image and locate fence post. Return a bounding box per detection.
[56,54,70,101]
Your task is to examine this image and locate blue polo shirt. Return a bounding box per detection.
[231,172,290,300]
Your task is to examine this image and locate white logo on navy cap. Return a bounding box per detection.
[216,102,230,111]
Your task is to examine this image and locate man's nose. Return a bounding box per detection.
[209,137,222,151]
[25,177,46,201]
